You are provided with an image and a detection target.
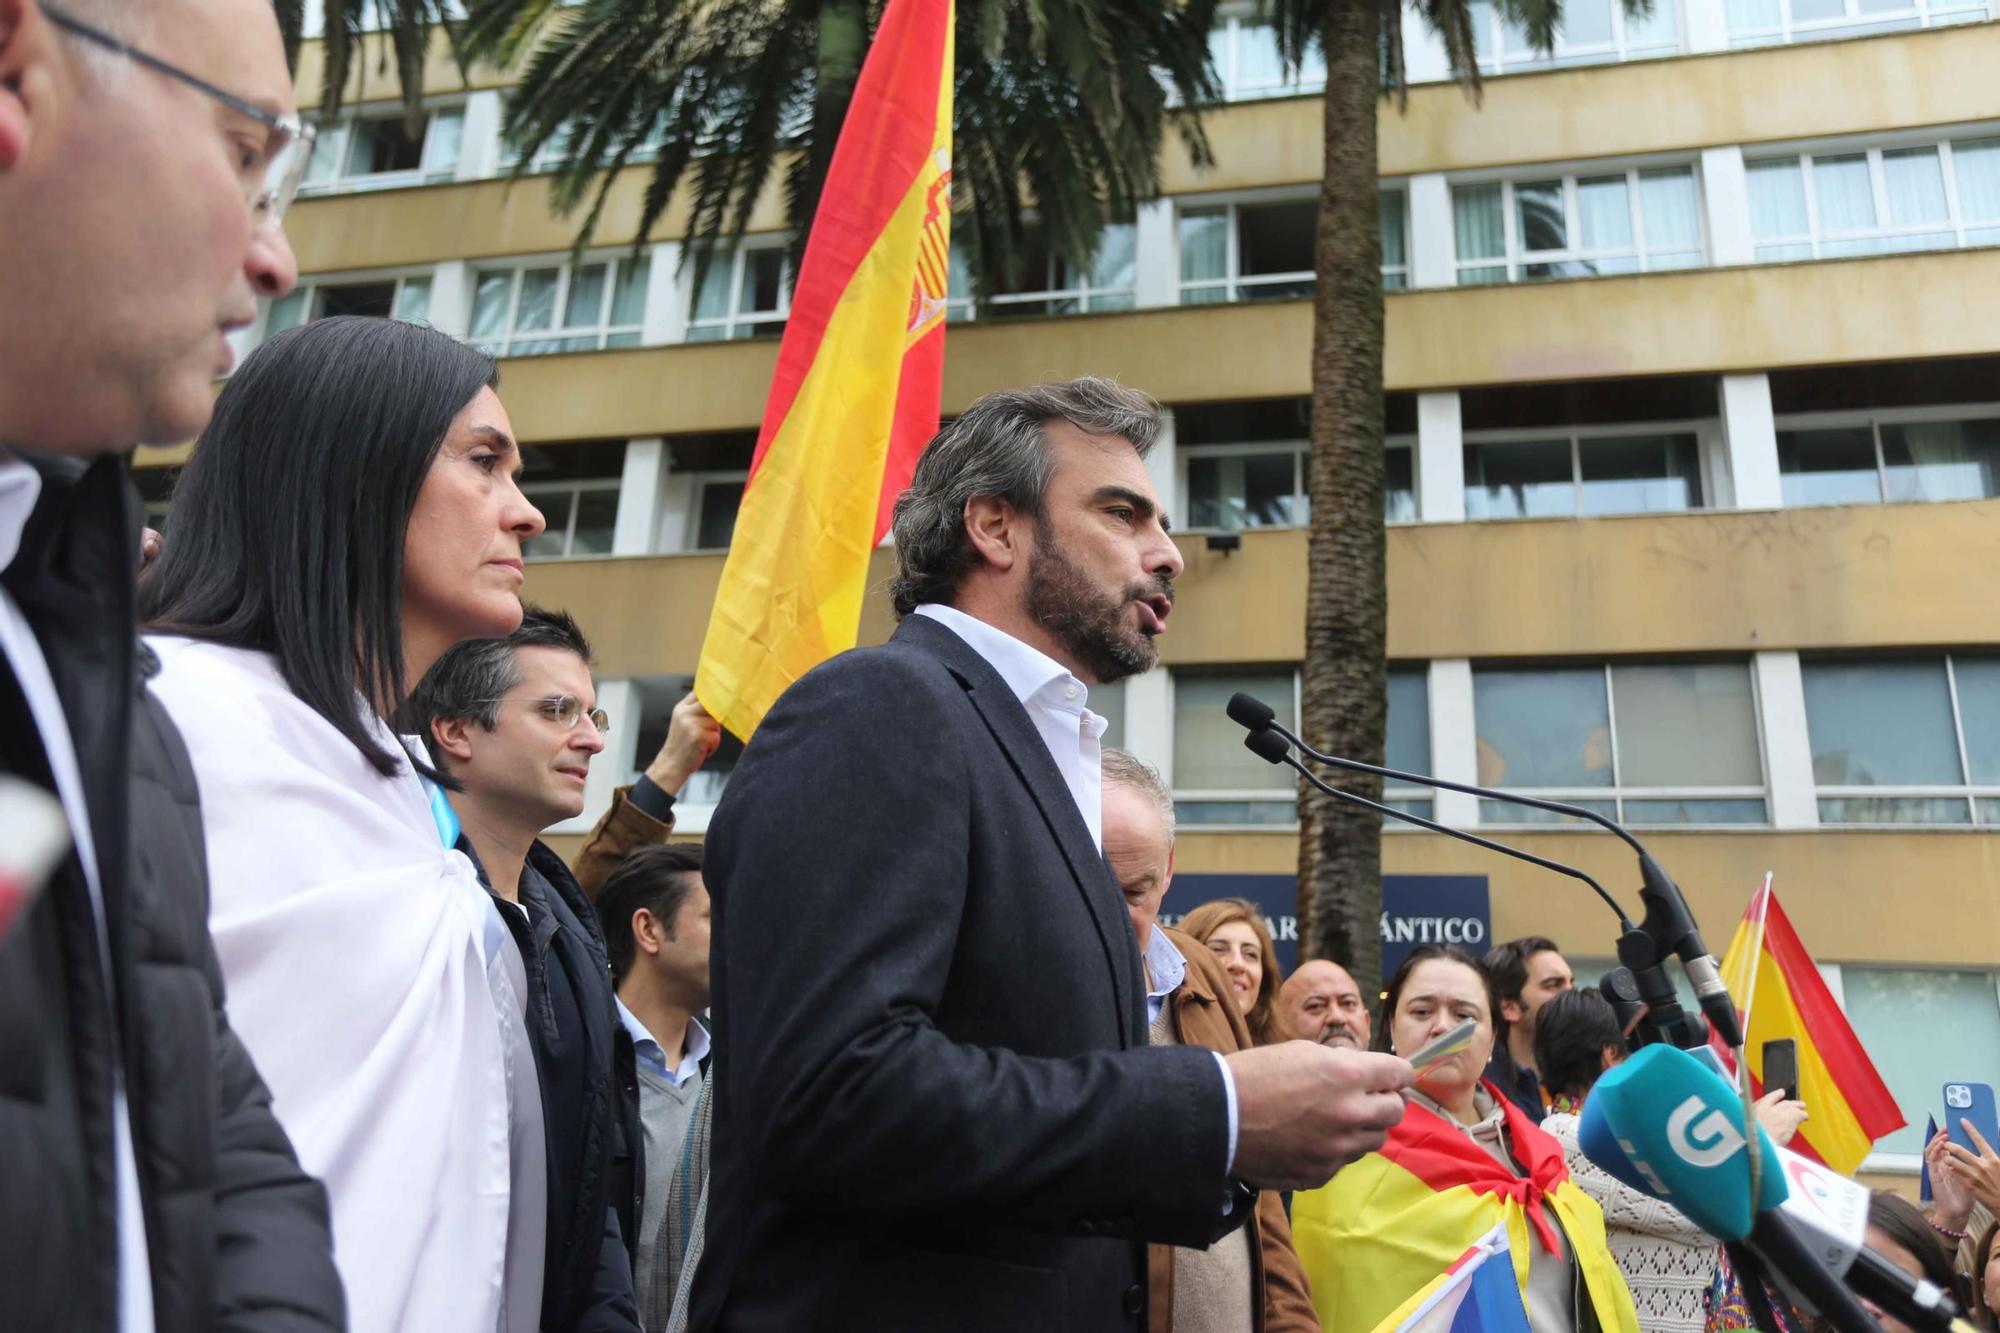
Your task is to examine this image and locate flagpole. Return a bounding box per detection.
[1738,873,1775,1215]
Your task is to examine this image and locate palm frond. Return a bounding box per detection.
[277,0,468,128]
[460,0,1220,315]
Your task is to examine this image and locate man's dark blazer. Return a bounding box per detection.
[687,612,1239,1333]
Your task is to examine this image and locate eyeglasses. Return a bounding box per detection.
[470,695,612,735]
[41,3,316,231]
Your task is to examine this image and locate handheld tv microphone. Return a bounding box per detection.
[1225,691,1738,1052]
[1580,1045,1976,1333]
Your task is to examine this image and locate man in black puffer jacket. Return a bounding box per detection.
[0,1,343,1327]
[406,607,716,1333]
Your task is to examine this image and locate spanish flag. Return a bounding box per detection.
[1292,1092,1638,1333]
[1713,874,1904,1175]
[694,0,953,741]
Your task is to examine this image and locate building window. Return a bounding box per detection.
[1171,667,1429,825]
[517,440,626,561]
[1802,655,2000,825]
[1747,137,2000,263]
[1777,411,2000,507]
[1180,194,1408,300]
[946,223,1137,320]
[1465,0,1681,72]
[1841,968,2000,1156]
[469,256,650,357]
[1473,662,1767,825]
[1209,8,1325,100]
[300,105,463,195]
[1382,189,1410,291]
[1452,166,1704,285]
[265,273,434,335]
[690,475,749,551]
[1726,0,1990,48]
[632,677,743,806]
[1463,430,1705,519]
[1183,441,1418,530]
[500,116,665,174]
[688,245,790,342]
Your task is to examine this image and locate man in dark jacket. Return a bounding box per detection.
[407,606,719,1333]
[0,2,342,1330]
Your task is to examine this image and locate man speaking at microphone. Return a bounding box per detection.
[689,378,1413,1332]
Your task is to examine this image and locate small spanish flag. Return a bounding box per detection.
[695,0,953,741]
[1712,874,1904,1175]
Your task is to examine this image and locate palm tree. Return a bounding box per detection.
[283,0,1227,307]
[1259,0,1584,988]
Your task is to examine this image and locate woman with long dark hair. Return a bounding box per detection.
[140,317,548,1333]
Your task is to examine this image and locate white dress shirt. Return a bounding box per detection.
[1142,926,1190,1027]
[912,603,1238,1173]
[0,455,155,1333]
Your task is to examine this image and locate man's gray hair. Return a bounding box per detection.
[888,376,1163,616]
[1101,746,1175,843]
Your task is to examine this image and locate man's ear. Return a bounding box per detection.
[961,494,1026,575]
[0,0,57,174]
[1500,997,1525,1027]
[429,714,479,765]
[631,907,665,959]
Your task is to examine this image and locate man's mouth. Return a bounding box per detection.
[1133,593,1173,635]
[1321,1025,1359,1049]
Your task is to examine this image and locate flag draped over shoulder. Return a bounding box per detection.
[694,0,953,742]
[1291,1092,1638,1333]
[1712,875,1904,1175]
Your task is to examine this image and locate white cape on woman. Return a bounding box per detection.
[147,637,515,1333]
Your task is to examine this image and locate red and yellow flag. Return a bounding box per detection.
[694,0,953,741]
[1713,875,1904,1174]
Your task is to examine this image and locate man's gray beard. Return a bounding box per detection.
[1320,1025,1361,1050]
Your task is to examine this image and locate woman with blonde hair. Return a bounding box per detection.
[1177,897,1290,1046]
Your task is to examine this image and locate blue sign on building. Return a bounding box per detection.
[1167,873,1491,978]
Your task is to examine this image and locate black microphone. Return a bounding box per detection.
[1227,691,1739,1051]
[1237,718,1635,931]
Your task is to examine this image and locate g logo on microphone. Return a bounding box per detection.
[1667,1096,1747,1168]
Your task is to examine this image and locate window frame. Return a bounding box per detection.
[1774,402,2000,507]
[1209,5,1326,102]
[1460,419,1715,520]
[1466,0,1684,73]
[468,252,652,358]
[1176,187,1408,302]
[1449,160,1709,286]
[686,470,752,552]
[686,241,793,342]
[261,267,437,340]
[945,220,1139,322]
[1178,437,1420,531]
[1745,133,2000,262]
[1470,660,1772,827]
[1805,652,2000,826]
[520,477,623,562]
[1168,666,1434,829]
[1726,0,1991,49]
[299,100,466,196]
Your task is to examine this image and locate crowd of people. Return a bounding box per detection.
[7,3,2000,1332]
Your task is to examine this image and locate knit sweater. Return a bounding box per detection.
[1541,1111,1717,1333]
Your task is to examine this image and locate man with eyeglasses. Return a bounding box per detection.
[0,2,334,1331]
[407,605,721,1333]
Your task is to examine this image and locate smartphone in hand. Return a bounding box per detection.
[1945,1080,2000,1154]
[1762,1037,1799,1104]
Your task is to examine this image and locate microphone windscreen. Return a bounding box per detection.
[1244,728,1291,766]
[1226,692,1277,731]
[1577,1043,1787,1242]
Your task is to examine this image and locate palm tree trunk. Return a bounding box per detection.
[1299,0,1389,990]
[806,0,870,217]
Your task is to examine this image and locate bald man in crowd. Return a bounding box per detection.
[1280,961,1372,1052]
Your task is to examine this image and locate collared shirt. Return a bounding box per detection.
[617,997,710,1089]
[1142,926,1189,1027]
[911,602,1238,1178]
[914,603,1108,851]
[0,454,155,1333]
